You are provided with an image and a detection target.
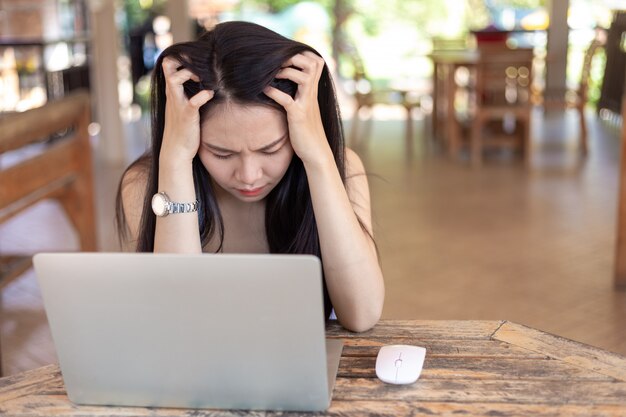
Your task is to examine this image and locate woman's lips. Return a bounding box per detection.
[237,186,265,197]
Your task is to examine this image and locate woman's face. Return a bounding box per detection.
[198,102,294,203]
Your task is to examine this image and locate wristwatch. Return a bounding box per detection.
[151,192,199,217]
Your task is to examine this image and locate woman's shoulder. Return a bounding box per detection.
[344,147,366,177]
[343,146,369,194]
[121,155,151,197]
[343,147,373,233]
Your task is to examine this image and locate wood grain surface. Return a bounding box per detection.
[1,320,625,416]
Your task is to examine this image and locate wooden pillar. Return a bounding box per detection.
[87,0,127,164]
[165,0,192,43]
[615,69,626,290]
[545,0,569,95]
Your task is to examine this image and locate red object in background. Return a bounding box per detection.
[472,30,510,44]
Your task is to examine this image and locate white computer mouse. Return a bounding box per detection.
[375,344,426,385]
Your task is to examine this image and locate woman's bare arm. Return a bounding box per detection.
[264,52,384,332]
[303,147,384,333]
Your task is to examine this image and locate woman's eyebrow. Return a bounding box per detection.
[204,143,235,153]
[203,133,288,153]
[254,133,288,152]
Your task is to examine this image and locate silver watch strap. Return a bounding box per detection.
[168,200,199,214]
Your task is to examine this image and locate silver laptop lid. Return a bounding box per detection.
[33,253,336,412]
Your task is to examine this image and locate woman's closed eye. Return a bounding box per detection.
[212,153,233,160]
[211,149,278,160]
[205,139,285,159]
[262,147,282,156]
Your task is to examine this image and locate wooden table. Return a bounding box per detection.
[2,320,626,416]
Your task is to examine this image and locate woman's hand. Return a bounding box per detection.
[263,52,333,167]
[160,57,214,165]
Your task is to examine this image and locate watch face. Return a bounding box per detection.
[151,193,168,217]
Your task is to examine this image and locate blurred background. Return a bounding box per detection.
[0,0,625,376]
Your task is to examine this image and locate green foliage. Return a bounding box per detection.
[123,0,167,32]
[489,0,544,8]
[240,0,333,13]
[466,0,491,30]
[239,0,475,38]
[348,0,450,37]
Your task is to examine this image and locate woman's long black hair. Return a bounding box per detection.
[116,21,351,319]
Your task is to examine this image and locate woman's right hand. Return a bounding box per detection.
[160,57,214,165]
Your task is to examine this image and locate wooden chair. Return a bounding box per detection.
[430,36,471,145]
[343,47,422,150]
[534,33,606,154]
[469,47,535,165]
[0,90,97,375]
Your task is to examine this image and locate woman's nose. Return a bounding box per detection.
[236,157,263,185]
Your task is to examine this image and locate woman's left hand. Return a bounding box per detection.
[264,51,333,167]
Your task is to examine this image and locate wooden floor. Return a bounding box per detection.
[1,107,625,376]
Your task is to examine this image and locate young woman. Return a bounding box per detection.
[116,21,384,332]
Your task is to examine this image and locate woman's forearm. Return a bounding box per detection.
[154,156,202,253]
[303,153,385,332]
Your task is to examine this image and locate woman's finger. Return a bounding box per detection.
[189,89,214,108]
[275,67,307,85]
[301,50,324,63]
[162,57,182,76]
[283,53,324,75]
[166,68,200,85]
[264,86,293,108]
[162,57,201,82]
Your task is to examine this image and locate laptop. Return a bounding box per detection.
[33,252,343,412]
